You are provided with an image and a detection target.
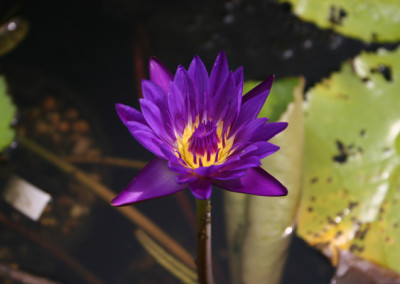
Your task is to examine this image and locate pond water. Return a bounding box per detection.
[0,0,383,283]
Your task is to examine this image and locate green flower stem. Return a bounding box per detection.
[17,134,196,271]
[196,199,214,284]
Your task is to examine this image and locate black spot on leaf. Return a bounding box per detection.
[349,244,365,253]
[327,216,337,226]
[371,64,393,82]
[355,224,370,241]
[329,6,347,25]
[333,140,348,163]
[348,201,358,210]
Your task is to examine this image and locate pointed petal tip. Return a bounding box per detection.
[115,102,127,112]
[111,188,140,206]
[173,65,188,80]
[148,56,164,69]
[215,167,288,197]
[148,57,173,94]
[217,50,227,58]
[115,103,126,120]
[192,54,202,61]
[280,186,289,196]
[115,103,144,125]
[265,74,275,90]
[242,74,275,105]
[110,195,127,207]
[111,158,187,205]
[215,51,228,66]
[148,57,167,76]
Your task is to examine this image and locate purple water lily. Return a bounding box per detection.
[112,52,288,205]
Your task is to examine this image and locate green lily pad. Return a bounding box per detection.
[298,47,400,273]
[279,0,400,43]
[224,77,304,284]
[0,76,16,152]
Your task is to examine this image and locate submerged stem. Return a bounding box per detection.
[196,199,214,284]
[17,134,196,270]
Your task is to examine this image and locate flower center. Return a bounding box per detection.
[175,119,234,169]
[188,121,220,159]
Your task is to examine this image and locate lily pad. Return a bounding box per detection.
[298,47,400,274]
[279,0,400,43]
[0,76,16,152]
[224,77,304,284]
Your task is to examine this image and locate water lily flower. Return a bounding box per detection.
[112,52,288,205]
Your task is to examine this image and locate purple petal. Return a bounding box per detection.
[142,79,167,105]
[221,83,243,134]
[126,123,167,158]
[211,72,236,121]
[214,167,287,196]
[232,66,244,115]
[189,177,212,200]
[188,55,209,114]
[239,89,269,121]
[168,83,187,134]
[241,141,280,159]
[116,103,146,125]
[220,156,261,172]
[159,144,190,173]
[209,51,229,97]
[140,99,174,143]
[242,74,274,104]
[173,66,197,120]
[233,66,243,87]
[252,122,288,142]
[176,173,198,184]
[149,57,173,94]
[111,158,187,206]
[211,169,247,180]
[233,118,269,145]
[194,162,227,177]
[229,76,274,136]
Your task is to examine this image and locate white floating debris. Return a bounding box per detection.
[3,176,51,221]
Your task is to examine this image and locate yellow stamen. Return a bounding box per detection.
[175,119,234,169]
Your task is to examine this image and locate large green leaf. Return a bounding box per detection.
[224,77,304,284]
[279,0,400,43]
[298,47,400,273]
[0,76,16,152]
